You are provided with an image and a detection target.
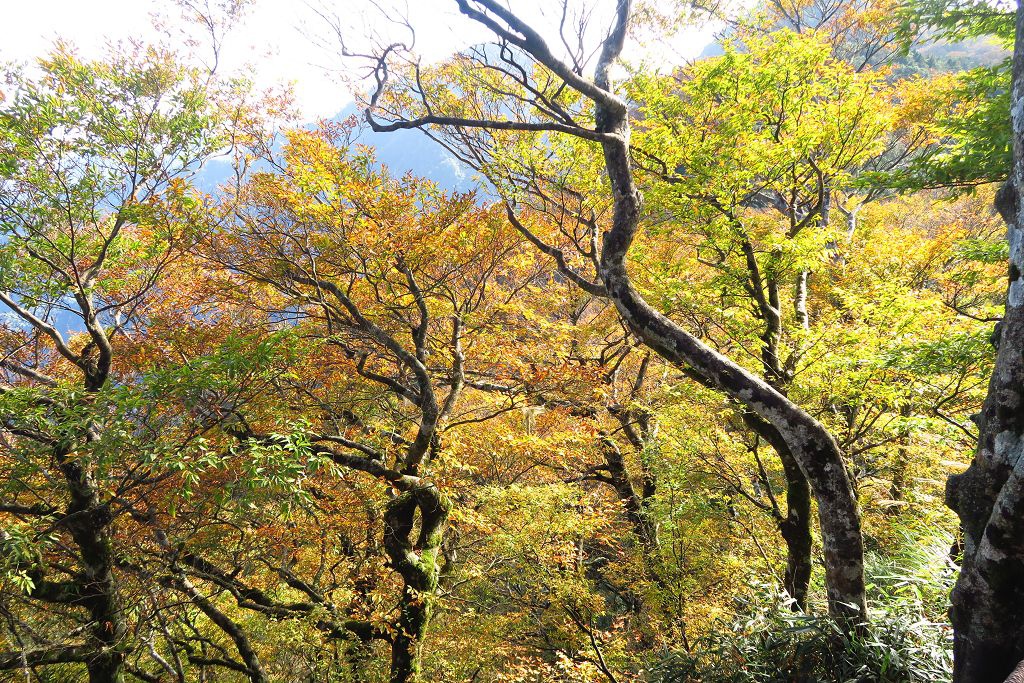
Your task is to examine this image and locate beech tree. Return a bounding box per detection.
[0,1,1015,681]
[356,0,868,623]
[944,1,1024,680]
[0,44,235,682]
[623,28,898,609]
[190,122,543,682]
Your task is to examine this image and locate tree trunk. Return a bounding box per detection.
[778,448,814,610]
[743,411,813,610]
[173,573,268,683]
[581,14,866,620]
[383,486,449,683]
[946,5,1024,679]
[888,404,914,513]
[370,0,866,626]
[58,452,125,683]
[596,127,865,620]
[601,436,659,552]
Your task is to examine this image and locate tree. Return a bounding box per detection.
[625,28,898,608]
[357,0,868,623]
[0,3,1014,680]
[187,121,543,682]
[0,44,236,682]
[891,0,1015,190]
[707,0,907,71]
[944,0,1024,679]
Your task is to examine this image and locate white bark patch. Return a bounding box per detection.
[1013,95,1024,133]
[1009,431,1024,472]
[1011,280,1024,308]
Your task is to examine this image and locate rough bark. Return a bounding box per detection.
[946,5,1024,680]
[1006,660,1024,683]
[383,485,450,683]
[59,455,126,683]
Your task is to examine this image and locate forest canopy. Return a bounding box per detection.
[0,0,1022,682]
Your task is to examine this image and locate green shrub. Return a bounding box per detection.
[652,531,955,682]
[653,598,950,682]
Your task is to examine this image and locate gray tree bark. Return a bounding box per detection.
[946,4,1024,680]
[365,0,867,625]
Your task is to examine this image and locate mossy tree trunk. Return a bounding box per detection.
[384,486,450,683]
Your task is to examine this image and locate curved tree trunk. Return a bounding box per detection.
[384,486,450,683]
[368,0,866,626]
[172,574,268,683]
[600,251,865,619]
[602,258,865,620]
[593,69,865,620]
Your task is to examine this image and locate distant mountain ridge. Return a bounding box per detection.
[196,102,475,193]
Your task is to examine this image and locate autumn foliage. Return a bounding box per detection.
[0,1,1017,682]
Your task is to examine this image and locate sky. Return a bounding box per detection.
[0,0,717,120]
[0,0,356,118]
